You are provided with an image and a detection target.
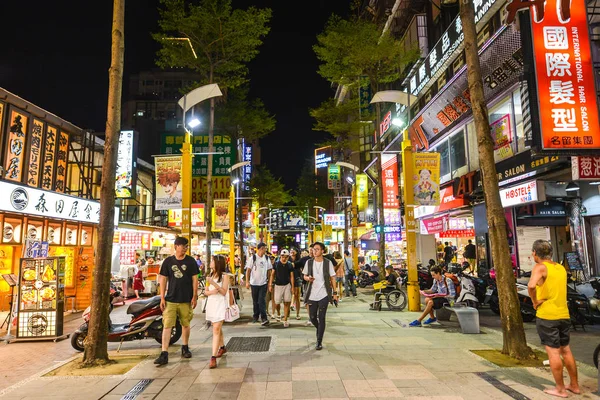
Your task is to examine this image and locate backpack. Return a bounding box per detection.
[444,273,461,298]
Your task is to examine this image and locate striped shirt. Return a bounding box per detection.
[430,276,456,298]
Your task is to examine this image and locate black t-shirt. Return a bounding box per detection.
[464,244,476,259]
[444,246,454,259]
[273,261,294,286]
[159,255,200,303]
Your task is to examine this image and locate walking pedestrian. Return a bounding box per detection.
[269,249,295,327]
[333,251,345,300]
[303,242,337,350]
[528,240,580,398]
[154,237,199,366]
[409,265,454,327]
[133,262,144,299]
[443,242,454,265]
[290,248,303,320]
[343,250,357,297]
[463,239,477,274]
[204,254,229,369]
[299,244,315,326]
[245,242,272,326]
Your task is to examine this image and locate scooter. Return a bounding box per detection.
[71,291,181,352]
[487,281,536,322]
[455,267,481,308]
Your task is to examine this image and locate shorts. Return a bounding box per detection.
[274,284,292,304]
[295,278,303,288]
[335,276,344,283]
[432,297,449,310]
[163,301,194,328]
[536,318,571,348]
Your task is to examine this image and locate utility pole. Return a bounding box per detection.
[401,140,420,311]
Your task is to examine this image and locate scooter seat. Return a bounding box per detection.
[127,296,161,315]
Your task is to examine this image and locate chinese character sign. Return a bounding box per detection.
[327,164,341,190]
[4,108,29,183]
[243,141,252,191]
[412,152,440,206]
[27,119,45,187]
[54,131,69,193]
[115,130,136,198]
[168,204,205,227]
[41,125,57,190]
[530,0,600,150]
[323,214,345,228]
[356,174,369,213]
[381,154,399,209]
[155,156,182,211]
[571,156,600,180]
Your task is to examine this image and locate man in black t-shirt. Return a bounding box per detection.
[268,249,295,327]
[443,242,455,265]
[154,237,199,366]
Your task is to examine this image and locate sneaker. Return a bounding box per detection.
[154,351,168,366]
[217,346,227,358]
[291,305,296,311]
[261,319,270,326]
[408,320,422,327]
[295,315,301,320]
[181,345,192,359]
[305,320,313,326]
[209,356,217,369]
[252,319,259,324]
[316,343,323,351]
[276,315,281,322]
[423,317,437,325]
[283,321,289,328]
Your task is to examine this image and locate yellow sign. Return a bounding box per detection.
[412,152,441,206]
[168,204,205,227]
[212,199,230,231]
[323,225,333,241]
[48,247,75,288]
[356,174,369,212]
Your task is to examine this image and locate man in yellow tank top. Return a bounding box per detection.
[528,240,580,398]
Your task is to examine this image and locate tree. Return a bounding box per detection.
[83,0,125,366]
[314,15,419,269]
[250,166,291,241]
[294,161,331,210]
[154,0,271,266]
[459,0,534,360]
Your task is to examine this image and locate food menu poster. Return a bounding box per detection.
[119,231,150,265]
[19,258,58,312]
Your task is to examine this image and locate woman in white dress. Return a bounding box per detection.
[205,254,229,369]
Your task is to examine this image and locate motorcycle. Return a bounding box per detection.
[71,291,181,352]
[487,280,536,322]
[358,270,379,288]
[397,265,433,290]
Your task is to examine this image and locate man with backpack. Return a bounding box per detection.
[343,250,357,297]
[302,242,338,350]
[268,249,295,327]
[409,265,455,327]
[245,242,272,326]
[443,242,455,265]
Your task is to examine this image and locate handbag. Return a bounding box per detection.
[224,289,240,322]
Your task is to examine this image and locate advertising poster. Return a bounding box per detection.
[212,199,230,231]
[490,114,513,161]
[412,152,440,206]
[115,130,136,198]
[327,164,341,190]
[356,174,369,212]
[155,156,182,211]
[529,0,600,150]
[381,154,399,208]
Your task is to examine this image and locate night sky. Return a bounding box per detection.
[0,0,349,190]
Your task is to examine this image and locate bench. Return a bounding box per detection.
[436,304,480,334]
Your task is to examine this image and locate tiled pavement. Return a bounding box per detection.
[0,290,598,399]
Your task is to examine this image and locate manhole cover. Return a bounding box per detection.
[226,336,271,352]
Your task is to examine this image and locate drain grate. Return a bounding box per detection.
[474,372,530,400]
[226,336,271,352]
[120,379,153,400]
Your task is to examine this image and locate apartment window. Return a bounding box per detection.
[450,130,467,178]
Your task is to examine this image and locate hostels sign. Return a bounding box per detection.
[507,0,600,151]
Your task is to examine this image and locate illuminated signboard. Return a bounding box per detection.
[324,214,345,228]
[115,130,137,198]
[381,154,399,209]
[500,180,546,207]
[243,141,252,191]
[314,146,332,175]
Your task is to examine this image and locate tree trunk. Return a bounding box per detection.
[375,102,386,270]
[460,0,533,359]
[205,95,215,268]
[83,0,125,365]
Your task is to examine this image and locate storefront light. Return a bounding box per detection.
[589,182,600,186]
[565,182,580,192]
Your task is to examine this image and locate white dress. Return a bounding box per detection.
[205,278,227,323]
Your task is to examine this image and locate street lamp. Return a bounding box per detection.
[227,161,251,272]
[335,162,361,276]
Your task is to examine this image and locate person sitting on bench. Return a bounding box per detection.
[409,266,455,327]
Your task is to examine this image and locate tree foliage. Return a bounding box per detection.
[214,86,276,142]
[250,165,291,210]
[154,0,272,89]
[293,161,331,210]
[314,15,419,91]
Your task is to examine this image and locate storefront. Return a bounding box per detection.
[575,157,600,276]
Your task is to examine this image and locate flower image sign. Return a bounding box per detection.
[155,156,182,211]
[412,152,440,206]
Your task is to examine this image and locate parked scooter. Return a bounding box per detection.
[358,265,380,288]
[71,291,181,352]
[487,280,536,322]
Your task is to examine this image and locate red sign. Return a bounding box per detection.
[380,111,392,139]
[422,216,446,234]
[529,0,600,150]
[437,186,468,212]
[439,229,475,238]
[572,156,600,180]
[382,154,399,209]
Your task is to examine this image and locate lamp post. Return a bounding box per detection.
[335,162,360,277]
[227,162,251,273]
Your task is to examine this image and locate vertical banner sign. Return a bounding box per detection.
[327,164,341,190]
[381,154,399,208]
[529,0,600,150]
[412,152,441,206]
[314,146,332,177]
[155,156,182,211]
[41,126,57,190]
[243,141,252,191]
[212,199,230,231]
[27,119,45,187]
[356,173,369,212]
[115,130,136,198]
[54,131,69,193]
[4,108,29,182]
